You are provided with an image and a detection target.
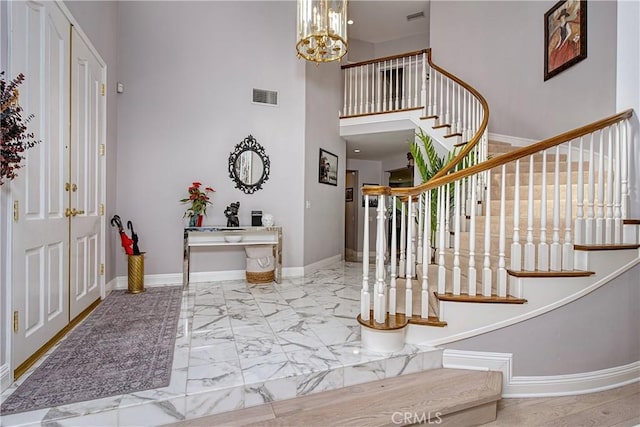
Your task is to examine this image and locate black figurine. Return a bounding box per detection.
[224,202,240,227]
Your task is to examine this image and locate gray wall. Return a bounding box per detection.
[430,0,617,140]
[444,264,640,376]
[345,158,383,256]
[303,62,346,266]
[115,1,307,276]
[63,1,119,283]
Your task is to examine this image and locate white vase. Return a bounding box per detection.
[262,213,274,226]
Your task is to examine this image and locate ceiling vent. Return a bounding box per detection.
[252,88,278,106]
[406,11,425,21]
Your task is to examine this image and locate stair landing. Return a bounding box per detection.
[167,368,503,427]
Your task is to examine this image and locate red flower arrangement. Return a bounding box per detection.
[180,182,215,218]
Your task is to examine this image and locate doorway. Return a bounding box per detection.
[345,170,359,262]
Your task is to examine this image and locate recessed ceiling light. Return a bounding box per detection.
[353,149,361,153]
[347,19,354,25]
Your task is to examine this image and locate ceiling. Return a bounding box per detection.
[348,1,430,45]
[341,1,430,162]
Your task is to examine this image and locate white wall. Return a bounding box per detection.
[444,264,640,376]
[303,62,346,266]
[116,1,306,276]
[373,33,428,59]
[430,0,618,140]
[616,0,640,218]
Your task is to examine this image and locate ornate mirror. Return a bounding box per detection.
[228,135,270,194]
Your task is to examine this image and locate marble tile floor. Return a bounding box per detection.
[0,261,442,427]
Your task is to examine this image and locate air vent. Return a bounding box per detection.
[406,11,425,21]
[252,88,278,106]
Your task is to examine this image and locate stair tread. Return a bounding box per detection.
[264,369,502,426]
[506,269,595,278]
[574,243,640,251]
[436,292,527,304]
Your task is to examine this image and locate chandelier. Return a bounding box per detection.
[296,0,348,63]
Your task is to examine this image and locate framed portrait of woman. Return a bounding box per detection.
[544,0,587,81]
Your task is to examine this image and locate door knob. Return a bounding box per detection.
[65,208,72,217]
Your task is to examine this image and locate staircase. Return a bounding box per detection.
[338,48,637,424]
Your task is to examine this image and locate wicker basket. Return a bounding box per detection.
[246,269,275,284]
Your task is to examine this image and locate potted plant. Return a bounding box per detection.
[1,72,40,185]
[180,182,215,227]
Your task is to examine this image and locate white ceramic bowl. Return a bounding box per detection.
[224,234,243,243]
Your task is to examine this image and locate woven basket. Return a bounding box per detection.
[246,270,275,284]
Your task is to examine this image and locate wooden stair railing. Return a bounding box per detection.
[360,109,635,328]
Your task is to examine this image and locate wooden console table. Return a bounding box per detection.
[183,226,282,286]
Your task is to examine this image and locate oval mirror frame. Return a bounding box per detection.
[228,135,270,194]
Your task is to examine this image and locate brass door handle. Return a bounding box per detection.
[65,208,72,217]
[71,184,77,192]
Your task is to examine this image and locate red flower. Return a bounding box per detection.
[180,181,215,218]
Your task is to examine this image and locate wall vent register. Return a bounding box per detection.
[252,88,278,106]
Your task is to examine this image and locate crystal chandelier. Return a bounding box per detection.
[296,0,348,63]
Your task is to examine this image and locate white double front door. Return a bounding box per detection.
[9,1,105,371]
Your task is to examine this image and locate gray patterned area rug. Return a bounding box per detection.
[1,286,183,415]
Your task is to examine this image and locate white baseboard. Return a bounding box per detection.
[443,349,640,397]
[110,265,309,290]
[1,362,11,392]
[488,132,537,147]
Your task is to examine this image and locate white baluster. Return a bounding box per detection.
[394,58,399,110]
[498,165,507,297]
[524,156,536,272]
[445,78,451,125]
[374,195,386,324]
[401,56,406,109]
[417,193,423,263]
[575,136,585,245]
[468,173,477,296]
[382,60,387,112]
[550,146,562,271]
[422,191,430,318]
[359,65,364,115]
[445,184,451,248]
[563,141,574,270]
[364,64,369,115]
[405,195,413,317]
[621,120,629,220]
[376,63,382,113]
[361,194,370,320]
[390,196,397,315]
[482,170,492,296]
[511,159,522,271]
[438,71,444,124]
[453,180,462,295]
[429,67,436,117]
[586,133,596,243]
[343,69,347,116]
[596,129,605,244]
[606,126,614,243]
[538,150,549,271]
[438,187,447,295]
[399,200,406,277]
[407,55,412,109]
[417,53,422,109]
[613,123,622,243]
[410,198,418,276]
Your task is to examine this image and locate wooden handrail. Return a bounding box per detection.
[361,109,634,197]
[428,49,490,181]
[341,49,428,70]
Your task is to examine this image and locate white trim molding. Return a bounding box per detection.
[110,265,309,290]
[443,349,640,397]
[1,362,11,391]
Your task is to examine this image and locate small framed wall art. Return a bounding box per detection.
[319,148,338,186]
[544,0,587,81]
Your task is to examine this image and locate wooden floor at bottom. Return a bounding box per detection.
[167,379,639,427]
[483,381,640,427]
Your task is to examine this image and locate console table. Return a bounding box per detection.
[183,226,282,286]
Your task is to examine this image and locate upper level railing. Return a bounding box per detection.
[359,109,635,325]
[341,48,490,177]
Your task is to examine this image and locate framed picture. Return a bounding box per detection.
[544,0,587,81]
[362,183,379,208]
[319,148,338,186]
[345,187,353,202]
